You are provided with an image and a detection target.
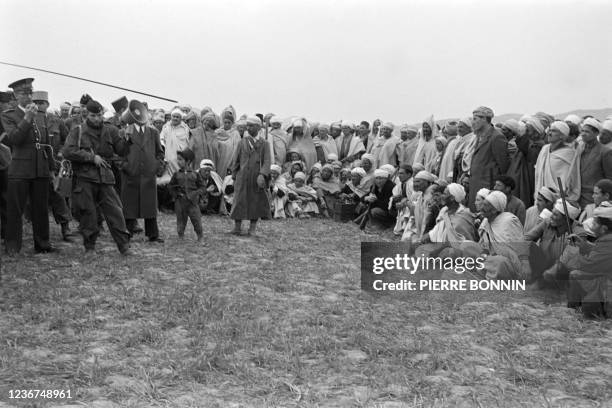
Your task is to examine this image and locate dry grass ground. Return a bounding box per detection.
[0,213,611,408]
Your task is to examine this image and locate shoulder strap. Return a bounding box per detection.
[78,125,82,148]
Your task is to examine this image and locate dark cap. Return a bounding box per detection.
[86,100,104,114]
[111,96,128,113]
[80,93,93,106]
[177,148,195,163]
[0,91,13,103]
[8,78,34,90]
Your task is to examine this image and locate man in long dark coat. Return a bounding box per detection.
[120,115,165,242]
[229,116,271,236]
[466,106,510,211]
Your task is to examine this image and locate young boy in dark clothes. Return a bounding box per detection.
[168,149,205,241]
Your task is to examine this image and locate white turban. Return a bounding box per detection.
[537,186,558,203]
[503,119,520,135]
[564,114,582,126]
[414,170,437,182]
[447,183,466,203]
[327,153,338,161]
[593,201,612,220]
[341,120,355,129]
[517,121,526,137]
[550,121,570,137]
[458,117,472,128]
[583,117,601,132]
[199,159,214,169]
[380,164,396,176]
[293,171,306,181]
[382,122,394,130]
[553,198,581,220]
[485,190,507,213]
[476,188,490,199]
[374,169,389,178]
[270,164,282,173]
[292,117,304,127]
[247,116,262,126]
[270,116,282,124]
[524,116,545,134]
[351,167,366,177]
[312,162,322,170]
[171,108,184,118]
[361,153,375,163]
[602,120,612,133]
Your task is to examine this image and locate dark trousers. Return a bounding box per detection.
[6,178,50,253]
[126,218,159,239]
[72,178,129,250]
[49,181,71,225]
[175,198,202,237]
[0,169,7,239]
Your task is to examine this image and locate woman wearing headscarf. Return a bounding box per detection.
[215,105,241,178]
[189,111,221,173]
[413,115,439,171]
[285,117,318,171]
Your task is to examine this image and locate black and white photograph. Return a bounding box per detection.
[1,0,612,406]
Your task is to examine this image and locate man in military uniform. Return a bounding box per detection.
[0,90,16,243]
[62,99,132,255]
[0,78,55,254]
[31,91,74,241]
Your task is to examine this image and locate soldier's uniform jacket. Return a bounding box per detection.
[62,122,129,185]
[0,106,54,179]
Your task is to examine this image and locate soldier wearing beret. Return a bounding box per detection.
[62,99,133,255]
[0,78,55,254]
[31,90,74,242]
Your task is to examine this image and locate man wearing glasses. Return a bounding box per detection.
[0,78,56,254]
[465,106,510,212]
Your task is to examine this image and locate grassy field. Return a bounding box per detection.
[0,213,611,408]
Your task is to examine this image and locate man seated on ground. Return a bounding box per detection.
[269,164,290,219]
[197,159,225,215]
[359,169,396,229]
[281,160,305,182]
[567,201,612,319]
[286,172,319,218]
[283,149,306,174]
[524,186,558,233]
[494,175,526,225]
[400,170,438,243]
[419,183,476,246]
[525,198,580,284]
[312,164,341,218]
[391,164,414,236]
[478,190,531,280]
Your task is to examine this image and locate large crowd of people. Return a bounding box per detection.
[1,77,611,318]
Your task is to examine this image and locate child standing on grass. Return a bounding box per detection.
[168,149,205,241]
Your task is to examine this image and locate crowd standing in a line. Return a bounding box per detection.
[1,77,611,319]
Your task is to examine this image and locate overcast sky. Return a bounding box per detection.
[2,0,611,124]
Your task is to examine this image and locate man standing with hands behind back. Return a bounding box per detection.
[0,78,55,255]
